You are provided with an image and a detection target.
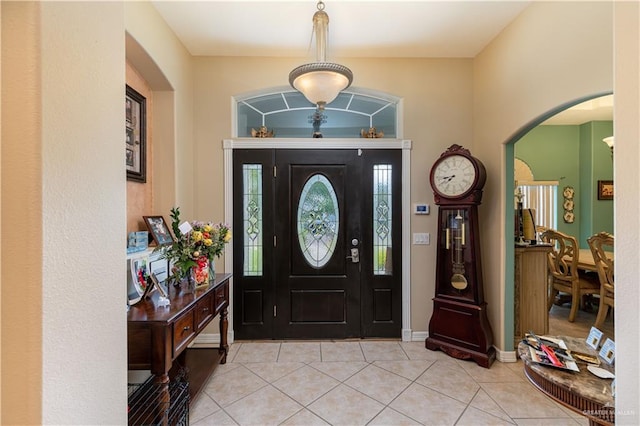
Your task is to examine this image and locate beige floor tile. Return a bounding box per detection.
[244,361,305,383]
[360,341,409,361]
[390,382,467,425]
[373,359,434,381]
[309,360,369,381]
[344,364,411,404]
[480,382,569,418]
[278,342,322,363]
[280,408,330,425]
[320,341,365,361]
[307,384,385,425]
[223,385,301,425]
[458,358,524,383]
[189,392,222,424]
[273,365,340,406]
[225,342,241,363]
[457,406,516,425]
[400,341,454,361]
[368,407,421,425]
[416,360,480,403]
[211,361,242,378]
[203,365,268,407]
[469,389,513,422]
[190,408,238,425]
[232,342,281,363]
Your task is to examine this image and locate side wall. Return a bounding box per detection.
[2,2,127,424]
[476,0,639,420]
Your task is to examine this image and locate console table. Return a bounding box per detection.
[518,336,615,425]
[127,273,231,420]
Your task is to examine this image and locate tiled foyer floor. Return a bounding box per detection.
[189,340,588,425]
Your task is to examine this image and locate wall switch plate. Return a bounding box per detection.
[413,233,430,245]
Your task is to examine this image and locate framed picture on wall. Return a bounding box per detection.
[126,85,146,183]
[597,180,613,200]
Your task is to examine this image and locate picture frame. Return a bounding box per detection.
[143,216,175,246]
[597,180,613,200]
[126,85,146,183]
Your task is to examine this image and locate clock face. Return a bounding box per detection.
[432,155,477,198]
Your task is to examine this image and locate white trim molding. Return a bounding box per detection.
[223,138,412,341]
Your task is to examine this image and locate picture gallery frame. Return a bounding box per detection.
[143,216,175,246]
[126,85,146,183]
[597,180,613,200]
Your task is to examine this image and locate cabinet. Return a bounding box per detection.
[514,245,551,346]
[128,273,231,420]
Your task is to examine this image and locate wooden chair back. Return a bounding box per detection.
[587,232,614,292]
[540,229,580,283]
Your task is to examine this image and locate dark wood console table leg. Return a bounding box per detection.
[154,372,170,426]
[219,306,228,363]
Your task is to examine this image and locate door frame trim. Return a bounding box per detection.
[223,138,413,341]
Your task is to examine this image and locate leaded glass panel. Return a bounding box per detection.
[297,174,339,268]
[243,164,263,276]
[373,165,392,275]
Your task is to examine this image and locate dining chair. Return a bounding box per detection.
[587,232,614,328]
[540,229,600,322]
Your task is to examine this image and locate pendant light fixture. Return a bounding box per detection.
[289,1,353,110]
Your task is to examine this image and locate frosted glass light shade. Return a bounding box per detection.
[289,63,353,108]
[603,136,614,148]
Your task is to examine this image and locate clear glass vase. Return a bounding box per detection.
[190,256,211,288]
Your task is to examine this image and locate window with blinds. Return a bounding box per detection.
[516,181,558,232]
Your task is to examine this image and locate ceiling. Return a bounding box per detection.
[149,0,613,124]
[151,0,531,58]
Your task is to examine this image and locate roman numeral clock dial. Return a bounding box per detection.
[425,144,496,368]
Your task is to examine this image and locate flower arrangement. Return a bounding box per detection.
[158,207,231,285]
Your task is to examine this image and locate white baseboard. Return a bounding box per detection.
[411,331,428,341]
[495,348,518,363]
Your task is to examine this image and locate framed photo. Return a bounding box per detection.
[143,216,175,246]
[126,85,146,183]
[597,180,613,200]
[599,338,615,365]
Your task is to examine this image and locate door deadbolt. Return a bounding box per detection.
[347,248,360,263]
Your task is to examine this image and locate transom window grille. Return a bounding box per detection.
[235,89,399,138]
[297,174,339,268]
[243,164,263,276]
[517,181,558,233]
[373,164,392,275]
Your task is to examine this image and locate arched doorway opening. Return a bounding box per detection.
[504,92,613,350]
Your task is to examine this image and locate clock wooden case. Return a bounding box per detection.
[425,144,496,368]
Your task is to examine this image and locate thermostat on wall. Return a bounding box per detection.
[414,203,430,215]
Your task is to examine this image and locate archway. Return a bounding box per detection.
[503,92,613,350]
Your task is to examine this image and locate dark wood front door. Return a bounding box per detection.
[233,148,402,339]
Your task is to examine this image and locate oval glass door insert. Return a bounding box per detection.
[297,174,339,268]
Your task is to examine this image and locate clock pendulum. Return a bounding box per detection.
[425,144,496,368]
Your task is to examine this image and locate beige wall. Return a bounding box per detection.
[612,1,640,419]
[193,56,474,332]
[2,1,127,424]
[1,2,43,423]
[474,1,613,350]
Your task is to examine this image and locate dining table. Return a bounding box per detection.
[577,248,614,272]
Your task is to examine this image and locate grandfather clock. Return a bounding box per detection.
[425,144,495,368]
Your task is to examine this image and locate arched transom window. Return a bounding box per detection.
[235,88,399,139]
